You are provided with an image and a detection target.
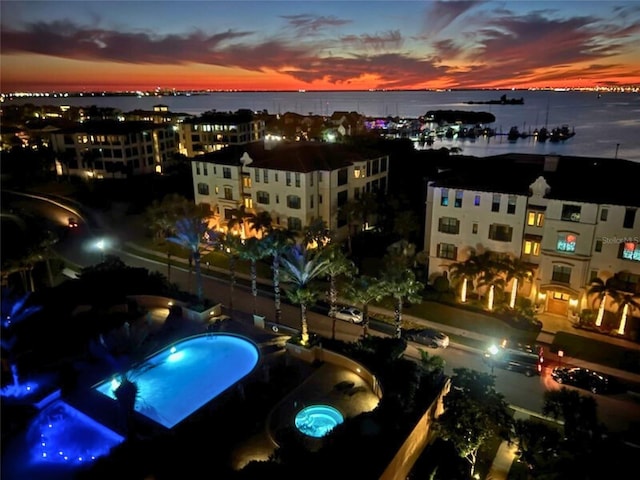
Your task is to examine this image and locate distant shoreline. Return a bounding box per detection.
[2,86,633,98]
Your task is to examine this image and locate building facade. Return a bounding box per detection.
[191,142,389,240]
[424,155,640,322]
[48,120,177,178]
[178,109,265,157]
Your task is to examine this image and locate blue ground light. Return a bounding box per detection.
[295,405,344,438]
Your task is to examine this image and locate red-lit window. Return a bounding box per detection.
[557,233,577,252]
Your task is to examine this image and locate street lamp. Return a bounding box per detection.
[96,239,105,262]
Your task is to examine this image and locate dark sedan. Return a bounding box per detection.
[550,366,610,394]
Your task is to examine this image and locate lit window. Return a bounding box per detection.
[527,211,544,226]
[621,242,640,262]
[441,188,449,206]
[474,195,480,206]
[561,204,581,222]
[524,240,540,256]
[557,233,577,252]
[455,190,463,208]
[243,177,251,188]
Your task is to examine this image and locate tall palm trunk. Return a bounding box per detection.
[273,255,282,324]
[394,298,403,338]
[300,303,309,344]
[250,260,258,314]
[193,251,203,303]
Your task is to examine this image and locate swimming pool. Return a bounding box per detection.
[295,405,344,438]
[93,333,259,428]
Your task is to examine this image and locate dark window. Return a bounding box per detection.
[224,187,233,200]
[381,157,387,171]
[491,193,501,212]
[287,195,301,209]
[197,183,209,195]
[288,217,302,231]
[438,217,460,234]
[595,240,603,252]
[223,167,232,179]
[337,168,348,186]
[437,243,457,260]
[256,191,270,204]
[337,190,348,207]
[600,208,608,221]
[286,172,292,186]
[561,204,581,222]
[372,159,379,175]
[552,265,571,283]
[623,208,637,229]
[472,223,478,234]
[507,195,517,214]
[488,224,513,242]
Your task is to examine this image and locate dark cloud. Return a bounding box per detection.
[280,14,351,36]
[339,30,403,50]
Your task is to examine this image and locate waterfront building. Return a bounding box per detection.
[48,120,177,178]
[191,141,389,241]
[178,109,265,157]
[424,154,640,325]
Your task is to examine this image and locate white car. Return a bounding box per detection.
[334,307,363,324]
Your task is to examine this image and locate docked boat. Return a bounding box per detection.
[549,125,575,142]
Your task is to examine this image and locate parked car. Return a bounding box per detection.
[403,328,450,348]
[550,366,610,394]
[67,217,79,228]
[334,306,363,324]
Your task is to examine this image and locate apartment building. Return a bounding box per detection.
[48,120,177,178]
[191,141,389,240]
[179,109,265,157]
[425,154,640,319]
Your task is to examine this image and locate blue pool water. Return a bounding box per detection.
[93,333,259,428]
[295,405,344,438]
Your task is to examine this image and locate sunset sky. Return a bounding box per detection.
[2,0,640,93]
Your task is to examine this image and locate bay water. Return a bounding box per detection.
[4,90,639,161]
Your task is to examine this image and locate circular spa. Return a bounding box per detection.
[295,405,344,438]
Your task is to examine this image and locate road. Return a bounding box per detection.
[6,191,640,434]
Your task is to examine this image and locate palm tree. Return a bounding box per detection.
[279,244,331,345]
[449,255,482,303]
[227,204,251,238]
[587,277,622,327]
[246,211,273,238]
[475,251,508,311]
[263,227,296,324]
[611,292,640,335]
[220,233,243,314]
[236,236,267,315]
[346,275,386,338]
[380,254,424,338]
[166,216,218,305]
[321,244,357,339]
[302,217,331,249]
[505,257,534,309]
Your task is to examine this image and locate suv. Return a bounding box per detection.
[403,328,450,348]
[484,344,543,377]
